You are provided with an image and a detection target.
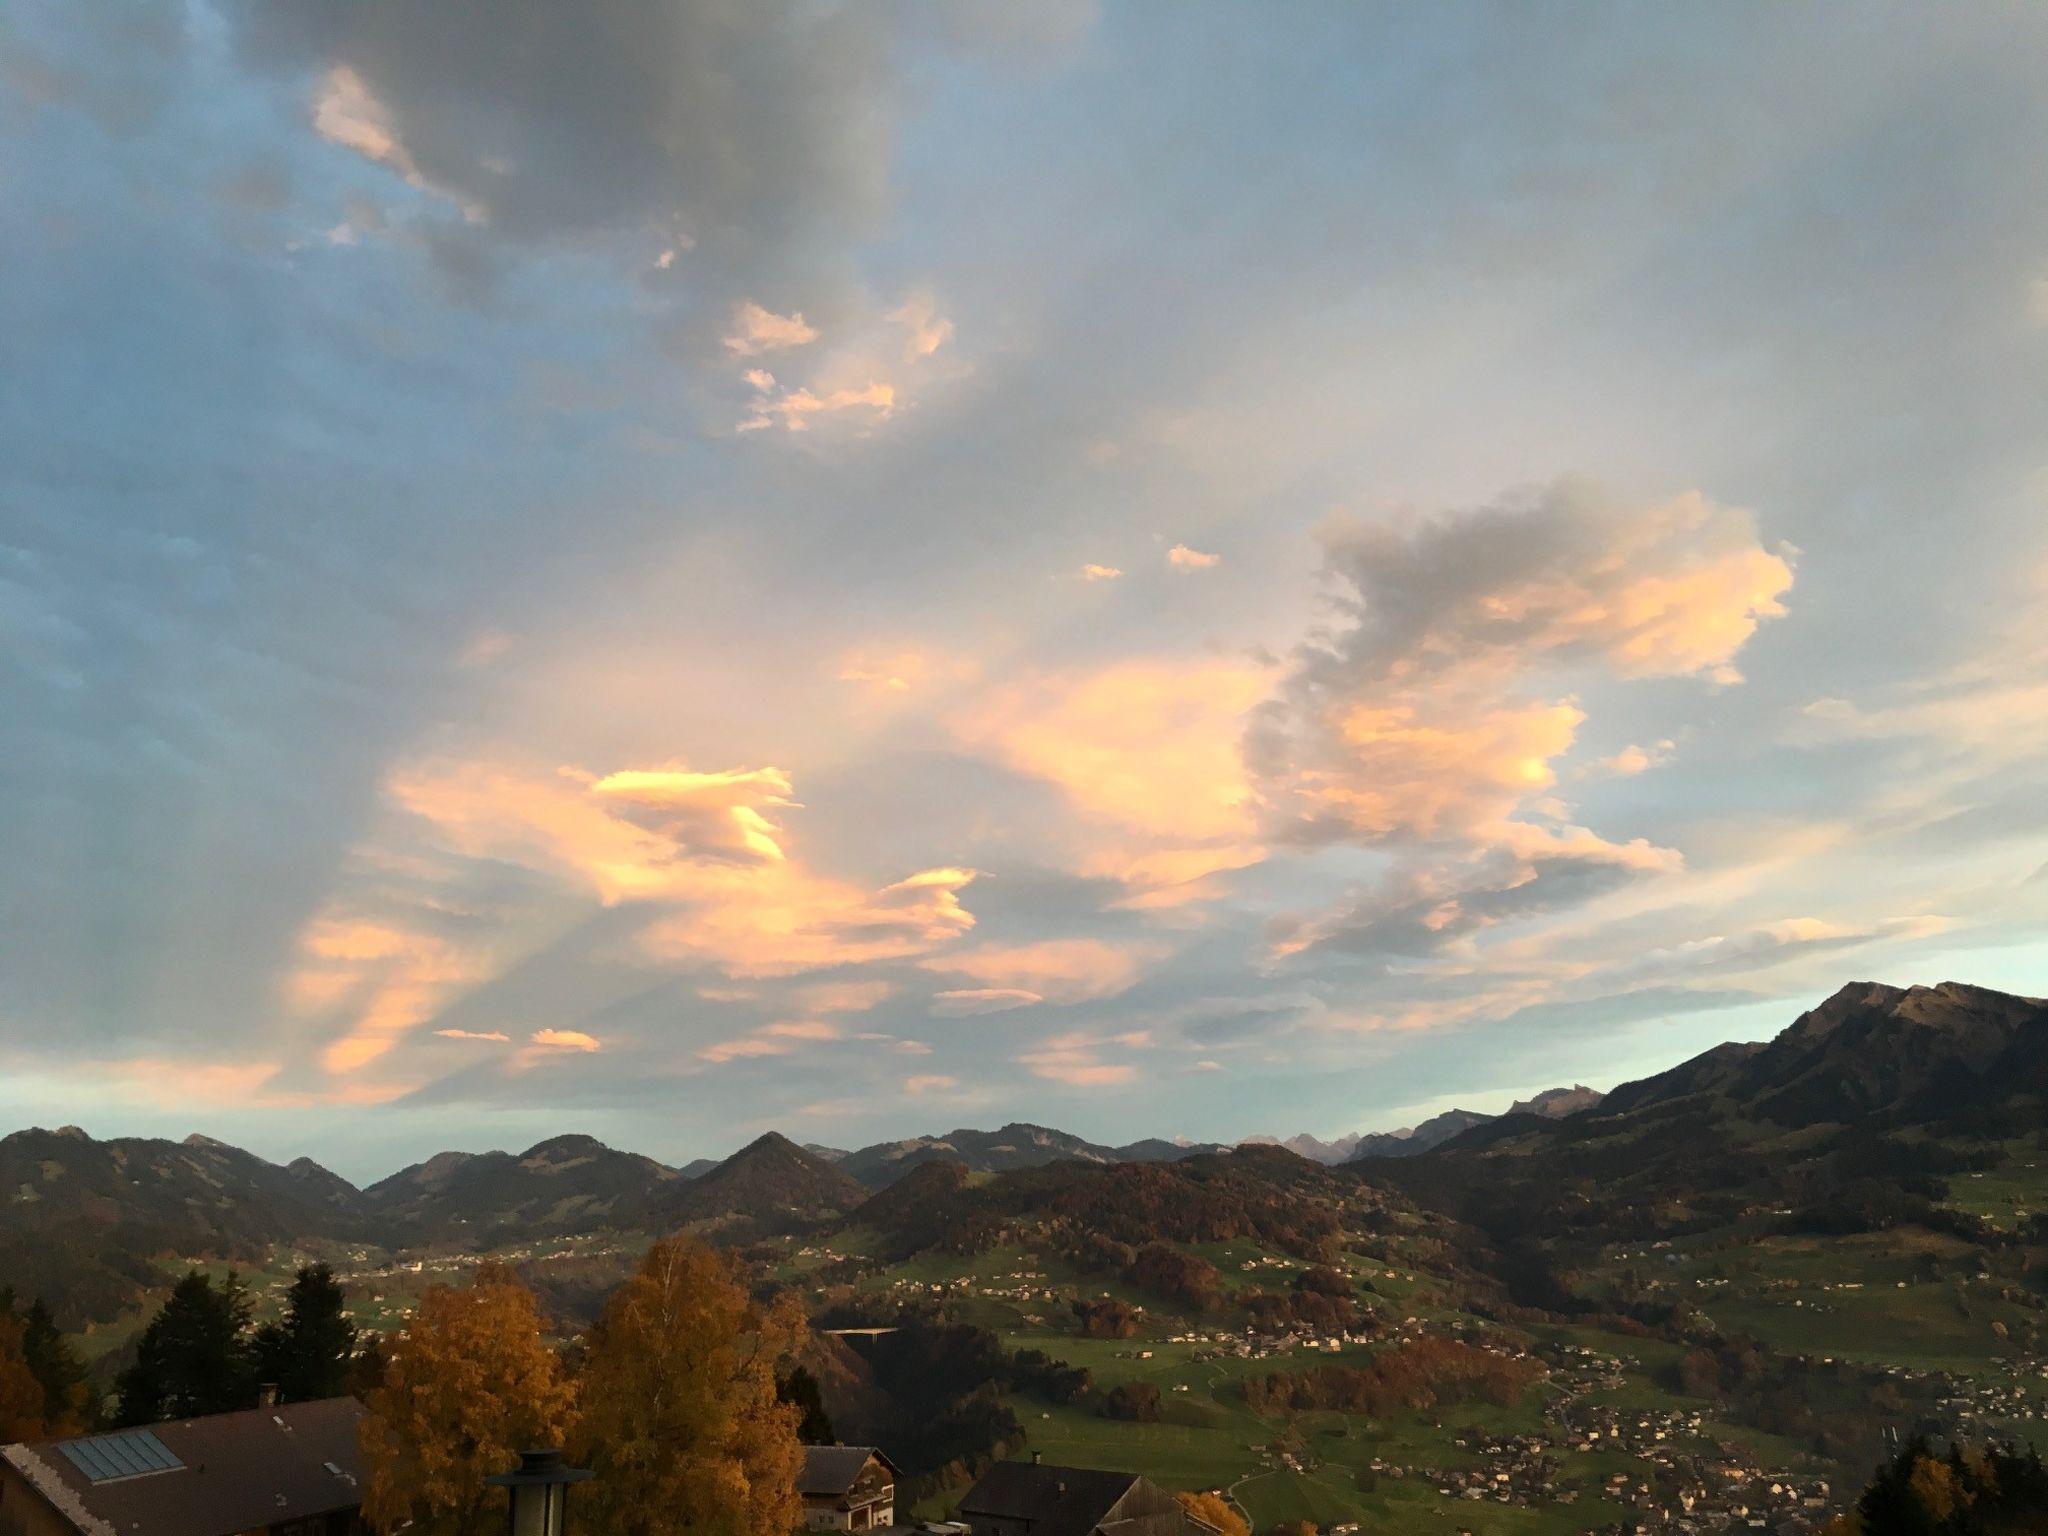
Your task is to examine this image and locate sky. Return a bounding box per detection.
[3,2,2047,1183]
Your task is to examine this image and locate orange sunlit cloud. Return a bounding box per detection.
[956,657,1272,903]
[793,980,895,1013]
[289,915,494,1075]
[1252,487,1792,850]
[384,758,979,974]
[530,1028,600,1051]
[723,300,819,356]
[290,756,980,1088]
[922,937,1161,1004]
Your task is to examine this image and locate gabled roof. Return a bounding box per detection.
[2,1398,365,1536]
[798,1445,897,1499]
[957,1462,1143,1536]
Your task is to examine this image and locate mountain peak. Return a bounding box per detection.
[519,1133,612,1163]
[669,1128,866,1224]
[1508,1084,1605,1120]
[735,1130,807,1159]
[1788,980,1908,1039]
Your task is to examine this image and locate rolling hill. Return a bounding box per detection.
[664,1132,869,1226]
[0,1127,370,1325]
[362,1133,688,1240]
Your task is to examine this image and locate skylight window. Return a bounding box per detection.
[56,1431,184,1483]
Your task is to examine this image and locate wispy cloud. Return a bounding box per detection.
[1017,1030,1149,1087]
[724,301,821,357]
[931,987,1043,1016]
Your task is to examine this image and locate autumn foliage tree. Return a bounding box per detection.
[570,1237,803,1536]
[1242,1335,1539,1416]
[1824,1437,2048,1534]
[0,1313,48,1442]
[359,1265,576,1536]
[1124,1245,1224,1312]
[0,1293,88,1435]
[1175,1492,1247,1536]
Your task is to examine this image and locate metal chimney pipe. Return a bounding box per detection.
[486,1450,594,1536]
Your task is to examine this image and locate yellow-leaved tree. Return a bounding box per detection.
[571,1236,803,1536]
[359,1264,577,1536]
[1175,1492,1247,1536]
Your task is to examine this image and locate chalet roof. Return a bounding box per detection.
[2,1397,365,1536]
[957,1462,1144,1536]
[798,1445,896,1499]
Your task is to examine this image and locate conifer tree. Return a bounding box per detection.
[254,1265,358,1403]
[114,1271,256,1426]
[22,1300,90,1432]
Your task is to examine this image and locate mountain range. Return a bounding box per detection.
[1373,980,2048,1296]
[1247,1084,1603,1164]
[6,981,2040,1327]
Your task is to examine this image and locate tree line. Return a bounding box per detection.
[113,1263,367,1424]
[1240,1335,1540,1416]
[11,1239,820,1536]
[353,1239,808,1536]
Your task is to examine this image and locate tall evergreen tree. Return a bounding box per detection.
[254,1265,358,1404]
[114,1271,256,1426]
[21,1300,90,1431]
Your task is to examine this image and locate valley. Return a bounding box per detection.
[7,981,2048,1533]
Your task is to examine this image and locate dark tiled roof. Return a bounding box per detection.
[798,1445,894,1499]
[957,1462,1142,1536]
[3,1398,365,1536]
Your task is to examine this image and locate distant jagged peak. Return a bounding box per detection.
[182,1131,241,1152]
[1507,1084,1605,1120]
[1894,979,2047,1024]
[1259,1132,1364,1164]
[1784,979,1909,1039]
